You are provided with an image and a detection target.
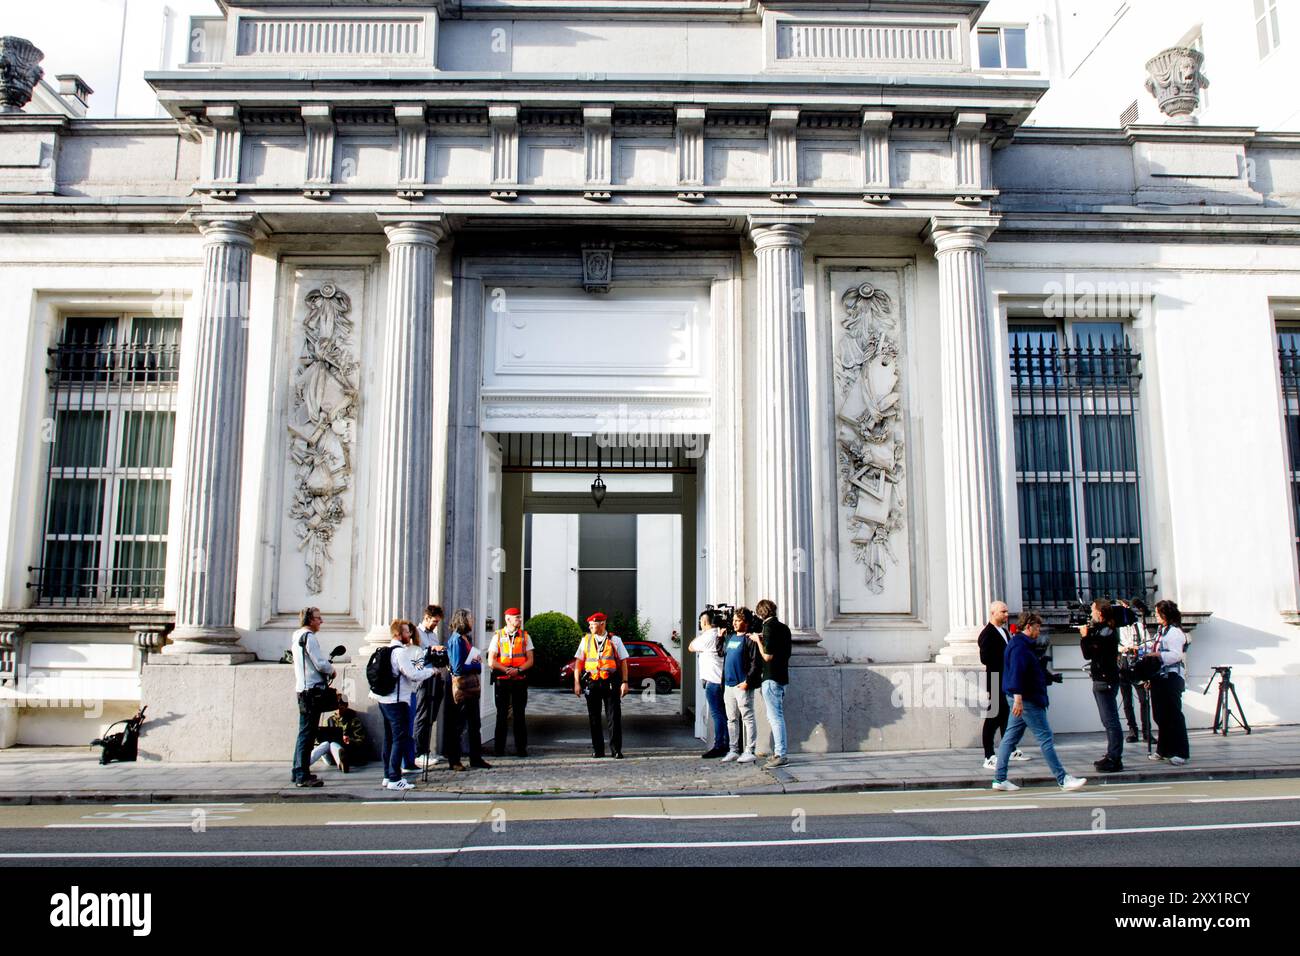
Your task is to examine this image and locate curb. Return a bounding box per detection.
[1,765,1294,805]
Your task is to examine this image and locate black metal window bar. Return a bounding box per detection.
[29,315,181,607]
[1277,324,1300,570]
[498,432,700,473]
[1010,322,1155,608]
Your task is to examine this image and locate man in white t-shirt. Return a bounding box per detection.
[573,611,629,758]
[488,607,535,757]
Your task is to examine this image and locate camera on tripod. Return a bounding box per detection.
[705,603,736,628]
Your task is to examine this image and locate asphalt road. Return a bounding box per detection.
[2,778,1297,867]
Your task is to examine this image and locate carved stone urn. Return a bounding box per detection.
[0,36,44,114]
[1144,46,1208,123]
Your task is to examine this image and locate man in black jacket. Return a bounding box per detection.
[978,601,1028,770]
[1079,599,1124,772]
[752,599,792,769]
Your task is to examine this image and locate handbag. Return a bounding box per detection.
[451,635,481,703]
[299,632,340,712]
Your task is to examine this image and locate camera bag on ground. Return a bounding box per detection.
[367,645,398,696]
[91,706,147,765]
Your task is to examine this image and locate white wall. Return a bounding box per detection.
[6,0,223,118]
[529,513,579,620]
[636,514,682,655]
[986,239,1300,728]
[983,0,1300,130]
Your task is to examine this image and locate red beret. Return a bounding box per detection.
[504,607,521,617]
[586,612,607,623]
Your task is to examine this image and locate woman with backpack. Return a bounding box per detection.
[1147,599,1191,766]
[445,608,491,771]
[368,618,435,791]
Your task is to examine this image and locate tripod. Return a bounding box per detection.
[1202,666,1251,735]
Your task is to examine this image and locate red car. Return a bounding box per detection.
[561,640,682,694]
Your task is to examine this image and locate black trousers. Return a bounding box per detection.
[982,672,1009,758]
[445,692,482,765]
[1120,675,1151,740]
[413,672,446,757]
[1150,673,1190,760]
[493,680,529,756]
[291,693,323,783]
[585,679,622,756]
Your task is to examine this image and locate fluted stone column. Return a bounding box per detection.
[928,217,1006,665]
[165,216,259,660]
[747,216,823,658]
[368,216,445,644]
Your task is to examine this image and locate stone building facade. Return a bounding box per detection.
[1,1,1298,758]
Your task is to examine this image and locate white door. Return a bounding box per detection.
[477,434,503,736]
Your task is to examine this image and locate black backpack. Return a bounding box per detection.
[366,646,398,696]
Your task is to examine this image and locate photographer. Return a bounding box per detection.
[991,611,1087,792]
[1147,600,1190,765]
[1078,599,1124,773]
[1117,599,1153,745]
[290,606,335,788]
[413,604,447,771]
[688,606,731,759]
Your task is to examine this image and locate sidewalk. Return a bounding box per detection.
[0,725,1295,804]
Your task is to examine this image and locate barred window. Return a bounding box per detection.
[1277,323,1300,569]
[31,314,181,606]
[1009,320,1154,608]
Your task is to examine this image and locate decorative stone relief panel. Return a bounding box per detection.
[277,267,368,615]
[829,267,913,614]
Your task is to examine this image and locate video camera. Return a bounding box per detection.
[705,603,736,629]
[423,645,449,669]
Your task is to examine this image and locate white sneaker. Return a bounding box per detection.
[720,751,739,763]
[378,780,390,790]
[1060,774,1087,791]
[1010,750,1031,762]
[1170,756,1187,766]
[991,779,1020,791]
[737,752,757,764]
[1147,753,1166,762]
[982,755,997,770]
[386,778,414,791]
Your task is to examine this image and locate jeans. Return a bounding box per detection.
[1092,680,1124,762]
[1150,673,1190,760]
[493,679,529,756]
[704,681,729,752]
[378,701,410,783]
[723,684,756,755]
[982,672,1009,758]
[995,696,1068,784]
[291,693,323,783]
[761,680,787,757]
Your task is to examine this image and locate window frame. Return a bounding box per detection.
[975,23,1030,71]
[1007,315,1151,609]
[1255,0,1282,59]
[33,311,181,607]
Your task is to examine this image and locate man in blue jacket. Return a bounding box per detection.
[992,611,1087,792]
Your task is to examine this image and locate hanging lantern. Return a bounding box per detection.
[590,474,606,508]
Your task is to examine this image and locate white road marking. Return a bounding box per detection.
[46,823,199,829]
[892,805,1040,813]
[7,819,1299,859]
[359,799,491,806]
[326,819,480,826]
[664,794,742,800]
[1188,795,1300,804]
[858,787,985,795]
[612,813,759,820]
[111,802,245,808]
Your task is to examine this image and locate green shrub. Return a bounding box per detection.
[524,611,583,687]
[608,611,651,643]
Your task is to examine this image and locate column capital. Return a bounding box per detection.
[194,213,264,247]
[377,214,449,246]
[747,216,815,251]
[924,216,1000,255]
